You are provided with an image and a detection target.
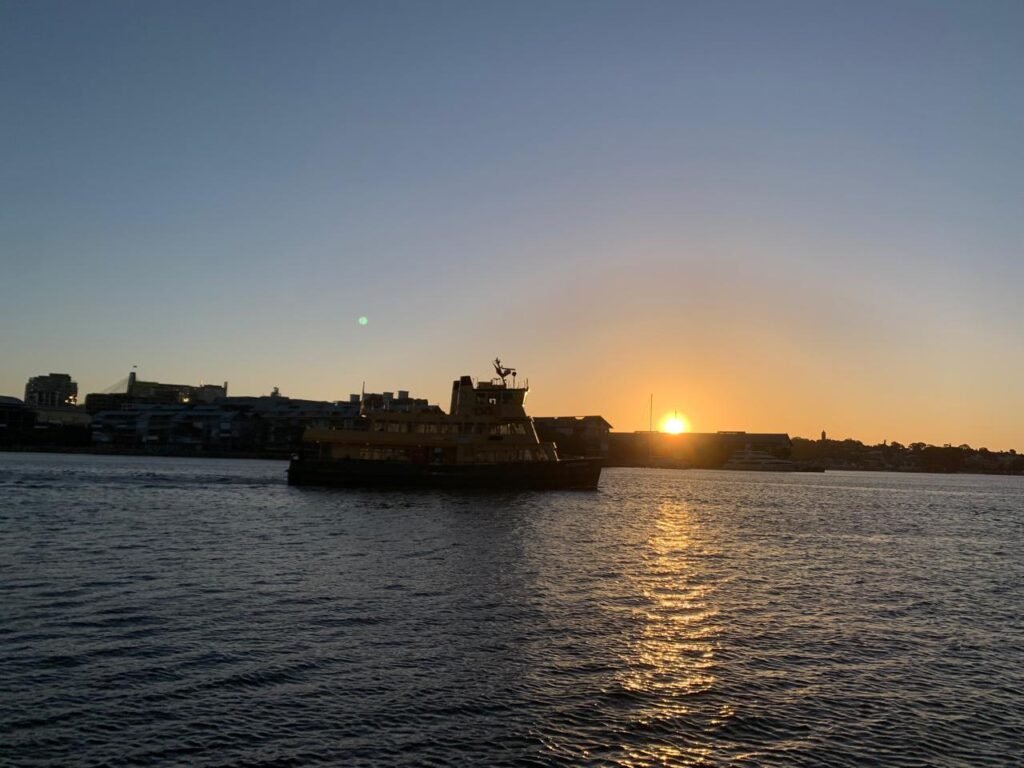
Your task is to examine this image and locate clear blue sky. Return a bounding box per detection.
[3,1,1022,448]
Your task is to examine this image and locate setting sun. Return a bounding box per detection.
[661,414,690,434]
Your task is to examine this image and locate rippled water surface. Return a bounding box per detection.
[2,453,1022,766]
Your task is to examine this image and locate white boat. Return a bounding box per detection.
[721,447,797,472]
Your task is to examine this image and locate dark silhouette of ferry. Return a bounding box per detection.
[287,360,602,490]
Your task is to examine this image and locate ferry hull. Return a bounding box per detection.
[287,457,602,490]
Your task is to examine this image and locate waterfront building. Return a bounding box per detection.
[89,392,362,454]
[84,372,228,413]
[606,431,792,468]
[84,392,134,414]
[0,396,37,445]
[126,371,227,404]
[534,416,613,458]
[355,389,438,414]
[24,373,78,407]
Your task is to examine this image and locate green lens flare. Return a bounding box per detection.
[358,316,368,326]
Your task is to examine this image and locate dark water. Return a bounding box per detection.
[1,453,1022,767]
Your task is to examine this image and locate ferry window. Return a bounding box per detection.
[387,422,405,432]
[373,422,386,432]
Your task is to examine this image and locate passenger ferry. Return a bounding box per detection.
[287,360,602,490]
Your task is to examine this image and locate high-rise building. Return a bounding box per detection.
[24,373,78,407]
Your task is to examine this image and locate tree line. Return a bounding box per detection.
[791,437,1024,474]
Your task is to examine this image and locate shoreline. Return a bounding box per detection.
[3,446,1023,476]
[0,445,288,461]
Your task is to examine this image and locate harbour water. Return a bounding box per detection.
[1,453,1021,766]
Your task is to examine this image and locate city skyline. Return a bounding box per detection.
[4,2,1023,451]
[5,362,1021,454]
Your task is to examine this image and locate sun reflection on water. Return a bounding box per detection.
[617,500,723,765]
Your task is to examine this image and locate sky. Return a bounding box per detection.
[3,0,1023,450]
